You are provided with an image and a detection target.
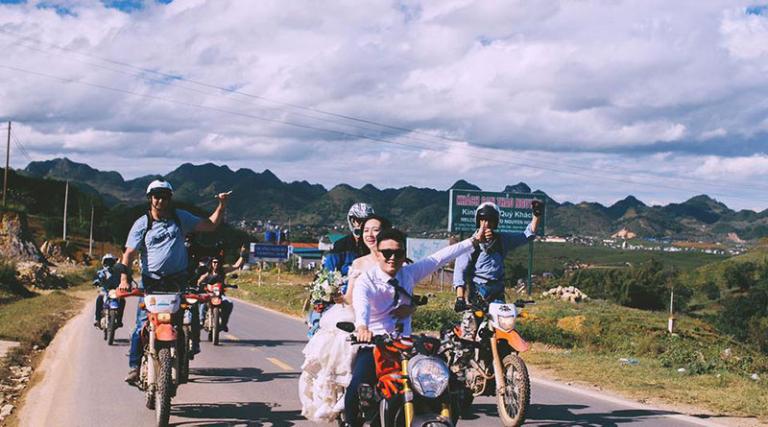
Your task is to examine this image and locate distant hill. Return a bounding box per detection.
[22,158,768,240]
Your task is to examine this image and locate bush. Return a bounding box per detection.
[413,308,460,332]
[516,319,577,348]
[559,259,687,311]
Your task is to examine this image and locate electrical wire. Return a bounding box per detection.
[1,62,764,205]
[1,28,765,196]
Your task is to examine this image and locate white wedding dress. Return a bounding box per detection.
[298,274,360,422]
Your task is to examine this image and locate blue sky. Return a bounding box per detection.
[0,0,767,211]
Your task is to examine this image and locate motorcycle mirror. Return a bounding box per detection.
[336,321,356,332]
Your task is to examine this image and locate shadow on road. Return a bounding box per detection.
[467,403,682,426]
[109,338,129,346]
[220,339,307,348]
[189,367,298,385]
[169,401,302,426]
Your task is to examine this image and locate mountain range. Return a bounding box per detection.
[22,158,768,241]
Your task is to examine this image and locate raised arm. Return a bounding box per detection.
[408,237,478,285]
[195,191,231,232]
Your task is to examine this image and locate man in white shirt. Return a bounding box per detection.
[344,228,481,425]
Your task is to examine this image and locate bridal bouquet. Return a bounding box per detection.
[309,269,346,303]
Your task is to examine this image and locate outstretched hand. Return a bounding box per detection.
[531,200,544,217]
[216,191,232,205]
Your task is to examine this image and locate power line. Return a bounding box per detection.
[1,63,763,205]
[11,132,33,163]
[2,29,764,196]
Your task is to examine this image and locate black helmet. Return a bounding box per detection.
[475,202,500,228]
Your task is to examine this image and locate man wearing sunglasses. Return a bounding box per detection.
[344,228,483,425]
[116,179,231,384]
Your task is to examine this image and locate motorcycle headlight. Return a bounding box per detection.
[213,288,221,296]
[408,355,450,398]
[497,315,516,332]
[108,289,117,299]
[185,297,198,304]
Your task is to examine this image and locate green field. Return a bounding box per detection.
[504,242,728,276]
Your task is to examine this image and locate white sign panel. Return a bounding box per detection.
[406,238,450,261]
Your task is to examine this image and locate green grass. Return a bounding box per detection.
[0,289,85,345]
[505,242,728,276]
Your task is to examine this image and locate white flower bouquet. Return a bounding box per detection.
[308,269,346,303]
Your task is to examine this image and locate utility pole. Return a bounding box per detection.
[89,204,94,257]
[3,121,10,207]
[63,180,69,241]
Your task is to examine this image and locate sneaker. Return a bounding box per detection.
[124,368,140,384]
[221,325,229,332]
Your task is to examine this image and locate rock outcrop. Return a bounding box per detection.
[0,211,43,262]
[542,285,589,303]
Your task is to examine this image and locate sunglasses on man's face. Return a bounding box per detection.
[151,193,171,200]
[380,249,406,260]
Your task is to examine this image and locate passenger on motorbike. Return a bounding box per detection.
[452,201,543,335]
[307,202,375,337]
[343,228,483,426]
[116,179,230,384]
[93,253,125,328]
[197,257,234,333]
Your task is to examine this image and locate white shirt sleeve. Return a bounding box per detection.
[353,272,372,329]
[407,238,475,285]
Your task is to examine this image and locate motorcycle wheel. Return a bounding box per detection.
[143,354,154,410]
[102,310,108,341]
[496,354,530,427]
[179,326,190,384]
[155,347,173,427]
[212,307,220,346]
[107,310,116,345]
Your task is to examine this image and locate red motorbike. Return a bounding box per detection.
[202,281,237,346]
[118,287,203,427]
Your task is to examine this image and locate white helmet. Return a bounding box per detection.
[101,253,117,266]
[146,179,173,197]
[475,202,500,228]
[347,202,374,233]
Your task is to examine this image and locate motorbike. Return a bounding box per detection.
[118,283,199,427]
[179,291,209,384]
[96,285,122,345]
[202,281,237,345]
[442,293,533,427]
[336,321,456,427]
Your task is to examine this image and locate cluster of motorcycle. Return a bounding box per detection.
[111,273,237,426]
[334,292,533,427]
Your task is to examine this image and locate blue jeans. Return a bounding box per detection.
[472,280,506,304]
[344,347,376,426]
[129,297,146,369]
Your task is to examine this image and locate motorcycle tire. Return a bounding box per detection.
[496,353,530,427]
[155,347,173,427]
[179,326,190,384]
[143,354,155,410]
[102,310,108,341]
[212,307,220,346]
[107,310,116,345]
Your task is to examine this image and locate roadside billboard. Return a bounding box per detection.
[249,243,289,263]
[406,238,450,261]
[448,189,546,234]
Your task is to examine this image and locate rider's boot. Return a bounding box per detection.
[124,367,140,384]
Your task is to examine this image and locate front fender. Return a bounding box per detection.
[155,323,176,342]
[495,329,531,353]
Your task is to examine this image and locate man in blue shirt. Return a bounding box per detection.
[116,179,231,383]
[453,200,543,312]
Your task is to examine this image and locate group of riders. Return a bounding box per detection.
[90,176,542,426]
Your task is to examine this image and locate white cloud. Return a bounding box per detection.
[0,0,767,210]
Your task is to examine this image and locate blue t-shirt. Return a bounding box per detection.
[453,223,535,287]
[125,209,201,276]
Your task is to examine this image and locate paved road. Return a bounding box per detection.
[21,295,724,426]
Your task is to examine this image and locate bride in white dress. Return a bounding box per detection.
[299,215,391,423]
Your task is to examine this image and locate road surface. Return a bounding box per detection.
[20,296,725,426]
